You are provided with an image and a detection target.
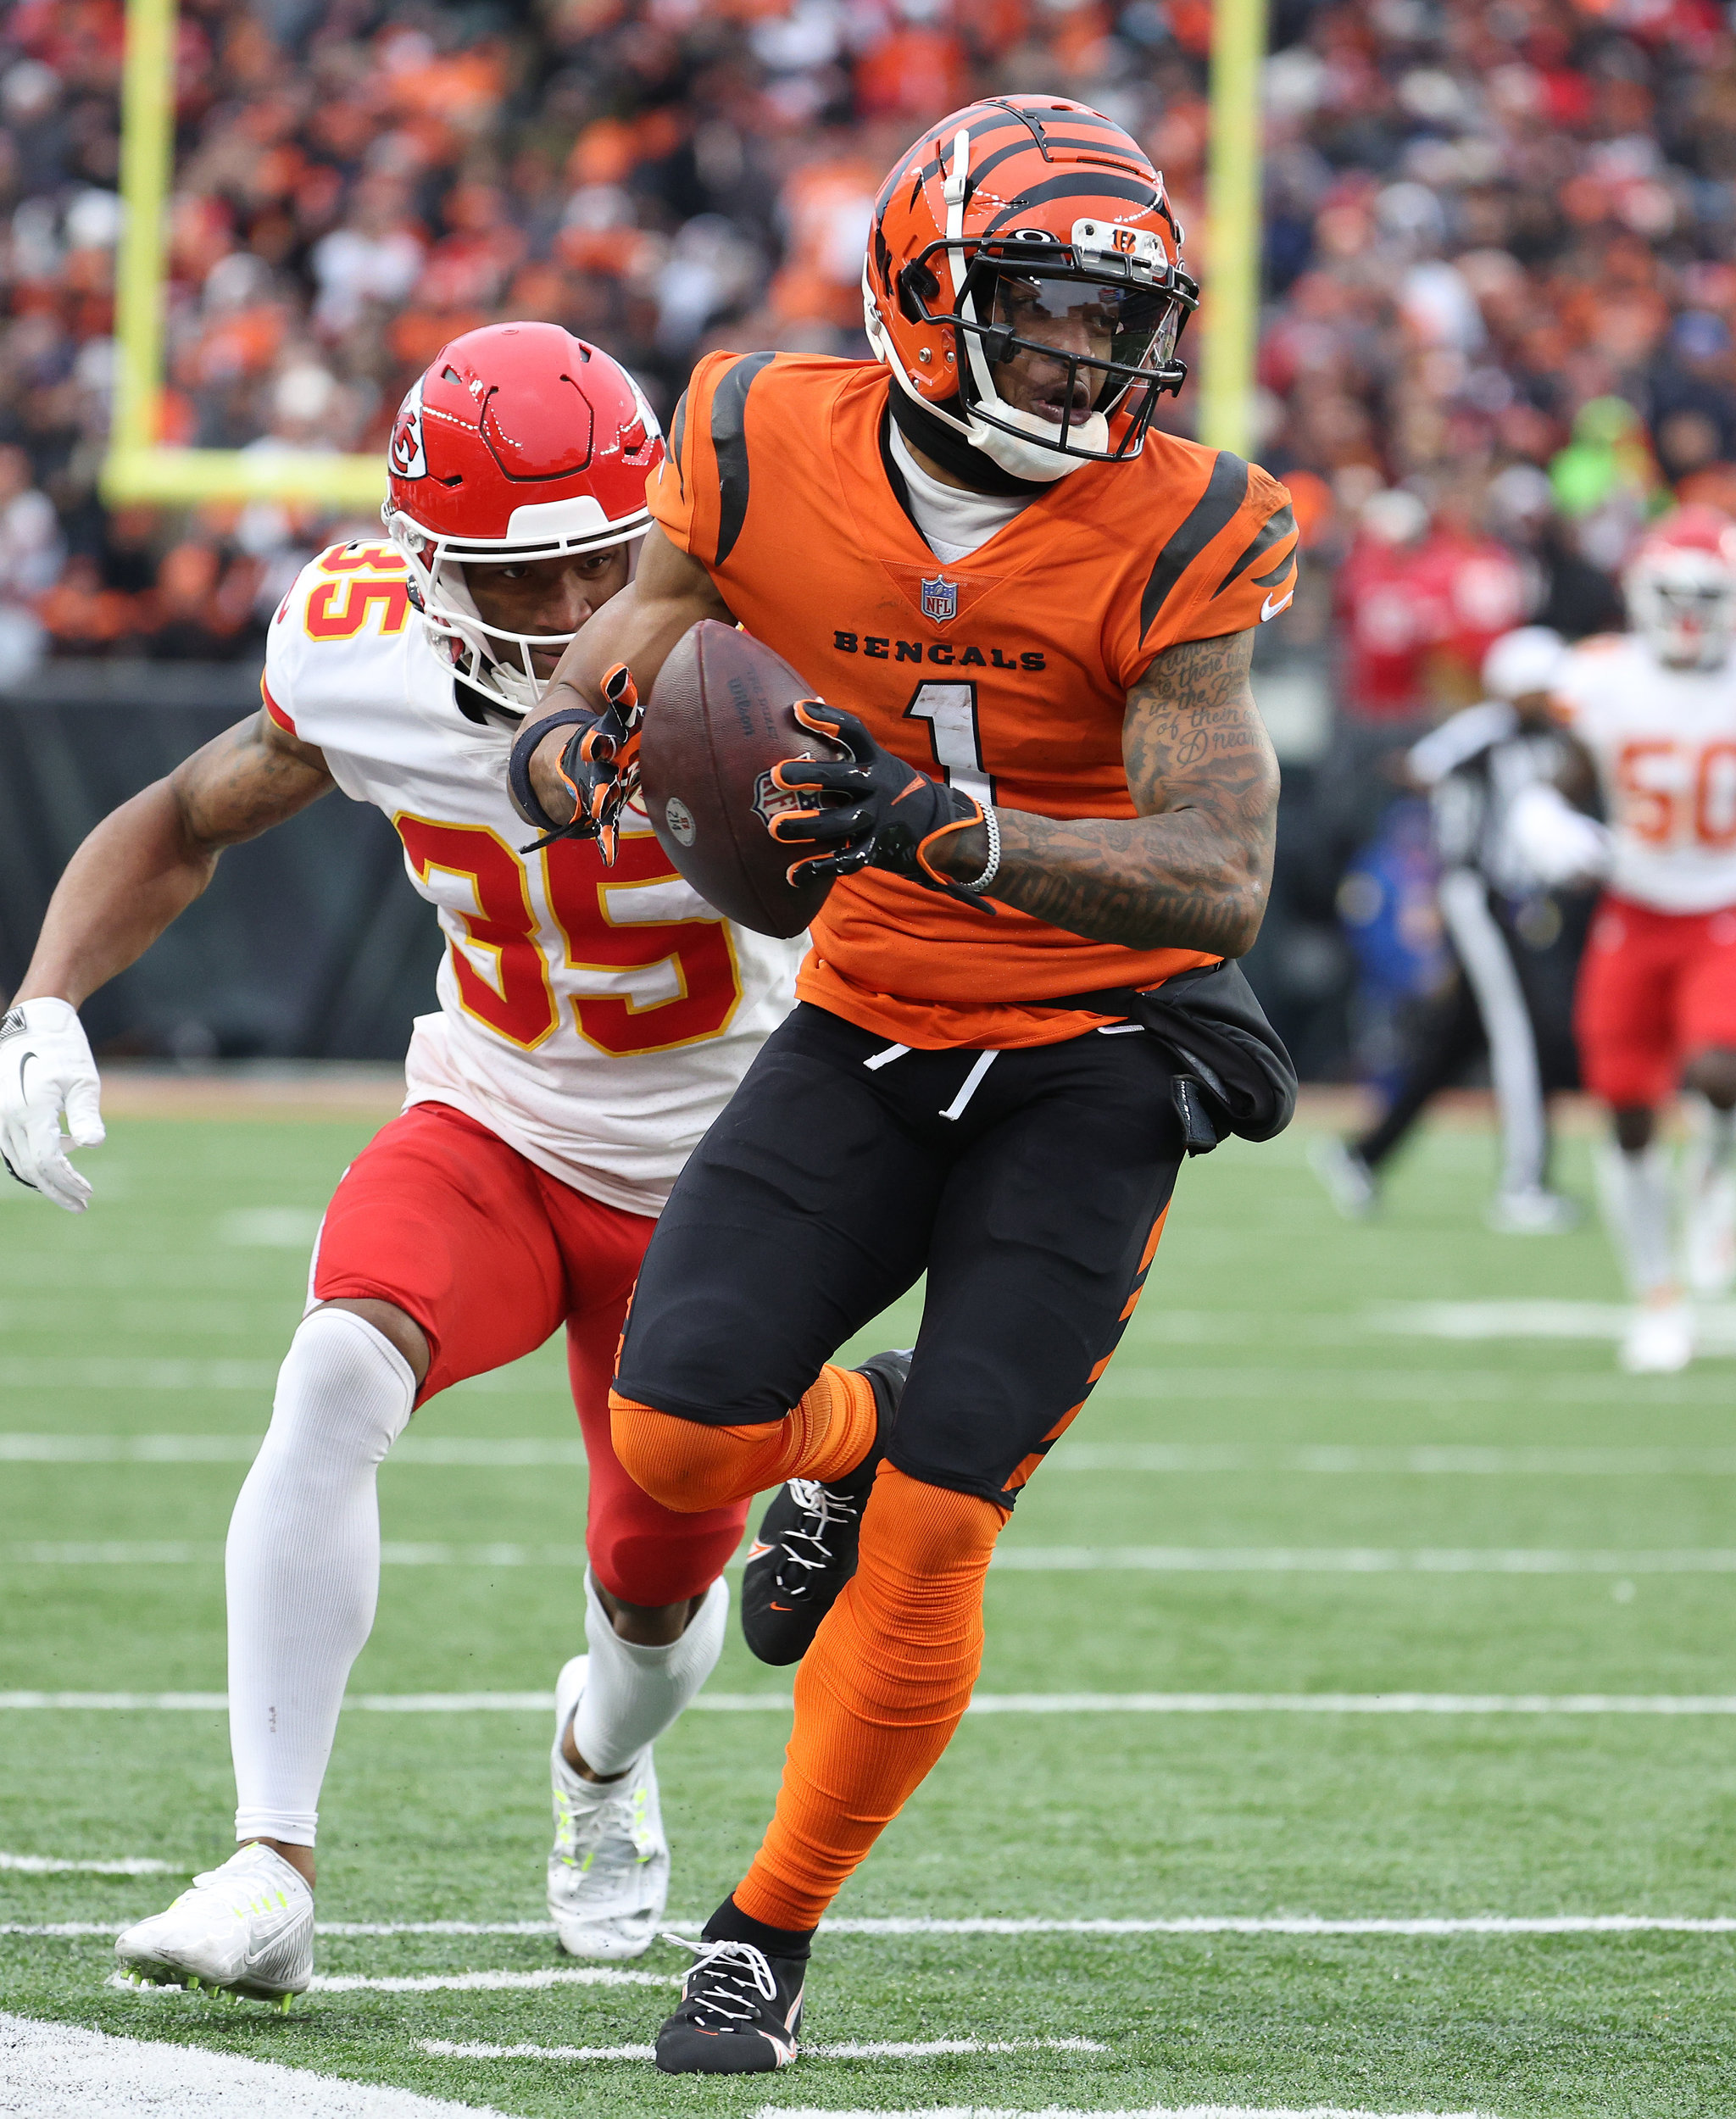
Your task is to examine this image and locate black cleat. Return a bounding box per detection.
[741,1349,910,1666]
[654,1936,805,2072]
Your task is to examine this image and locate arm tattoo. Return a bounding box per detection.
[174,711,334,854]
[937,629,1279,955]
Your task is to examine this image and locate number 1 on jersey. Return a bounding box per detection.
[904,681,993,806]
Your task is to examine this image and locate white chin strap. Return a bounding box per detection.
[965,403,1110,482]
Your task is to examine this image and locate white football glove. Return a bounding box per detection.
[0,998,105,1213]
[1505,781,1614,889]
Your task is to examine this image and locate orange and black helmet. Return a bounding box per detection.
[863,96,1198,476]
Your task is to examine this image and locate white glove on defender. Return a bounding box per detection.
[1505,781,1614,889]
[0,998,104,1213]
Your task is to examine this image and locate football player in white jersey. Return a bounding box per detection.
[1541,508,1736,1372]
[0,325,804,1999]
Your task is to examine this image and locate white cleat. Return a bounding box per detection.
[1484,1186,1580,1236]
[1309,1137,1377,1220]
[1620,1301,1694,1375]
[114,1841,312,2004]
[1684,1166,1736,1296]
[548,1653,670,1960]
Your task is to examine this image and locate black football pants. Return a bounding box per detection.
[614,1001,1185,1510]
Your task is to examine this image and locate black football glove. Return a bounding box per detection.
[764,700,996,911]
[506,663,642,865]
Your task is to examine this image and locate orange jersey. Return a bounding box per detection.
[648,352,1297,1048]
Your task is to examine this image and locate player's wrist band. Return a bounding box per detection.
[508,707,600,833]
[954,804,1001,893]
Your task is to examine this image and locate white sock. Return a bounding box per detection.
[227,1308,416,1847]
[1595,1141,1676,1299]
[568,1568,728,1780]
[1683,1092,1736,1185]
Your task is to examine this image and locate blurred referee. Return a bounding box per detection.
[1313,627,1589,1232]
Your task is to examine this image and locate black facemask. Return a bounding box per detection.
[885,381,1054,500]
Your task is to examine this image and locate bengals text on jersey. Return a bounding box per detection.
[648,349,1297,1049]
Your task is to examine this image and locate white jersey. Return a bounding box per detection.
[264,540,801,1215]
[1554,632,1736,914]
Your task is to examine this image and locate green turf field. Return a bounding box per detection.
[5,1104,1736,2116]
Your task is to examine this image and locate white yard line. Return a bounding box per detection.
[14,1433,1736,1476]
[1369,1299,1736,1349]
[755,2107,1494,2119]
[420,2036,1106,2061]
[1049,1443,1736,1475]
[0,1359,561,1393]
[1094,1365,1728,1399]
[17,1690,1736,1716]
[0,1850,174,1874]
[0,2011,520,2118]
[987,1549,1736,1573]
[0,1434,592,1466]
[960,1694,1736,1714]
[109,1966,670,1994]
[813,1915,1736,1935]
[17,1543,1736,1571]
[19,1913,1736,1942]
[307,1967,670,1993]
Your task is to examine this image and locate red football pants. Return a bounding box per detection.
[309,1100,747,1605]
[1574,893,1736,1108]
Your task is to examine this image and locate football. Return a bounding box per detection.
[638,619,848,939]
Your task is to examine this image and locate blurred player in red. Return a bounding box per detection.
[512,97,1297,2070]
[1541,509,1736,1371]
[0,326,803,1999]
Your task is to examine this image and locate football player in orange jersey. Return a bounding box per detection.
[510,97,1299,2071]
[0,327,810,1999]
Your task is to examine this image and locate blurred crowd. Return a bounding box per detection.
[5,0,1736,1075]
[3,0,1733,679]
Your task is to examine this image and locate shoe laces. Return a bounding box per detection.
[665,1934,780,2027]
[554,1768,656,1872]
[773,1477,863,1593]
[179,1855,297,1921]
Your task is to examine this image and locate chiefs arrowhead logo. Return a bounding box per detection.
[389,379,427,481]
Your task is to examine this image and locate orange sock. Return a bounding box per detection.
[733,1464,1004,1933]
[609,1363,878,1513]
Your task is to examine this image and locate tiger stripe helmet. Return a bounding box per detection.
[863,96,1198,480]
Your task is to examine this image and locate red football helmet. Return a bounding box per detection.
[382,322,663,709]
[862,95,1197,481]
[1624,505,1736,671]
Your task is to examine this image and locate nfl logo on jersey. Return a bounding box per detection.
[921,576,958,625]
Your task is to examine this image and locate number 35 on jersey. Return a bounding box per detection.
[395,815,743,1059]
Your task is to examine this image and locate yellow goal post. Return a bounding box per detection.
[105,0,1264,502]
[1198,0,1268,461]
[103,0,385,507]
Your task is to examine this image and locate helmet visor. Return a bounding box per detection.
[979,264,1187,393]
[906,236,1197,461]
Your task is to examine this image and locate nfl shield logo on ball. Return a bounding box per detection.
[921,575,958,624]
[664,796,696,847]
[750,766,809,834]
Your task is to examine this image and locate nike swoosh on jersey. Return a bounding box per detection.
[1260,587,1295,622]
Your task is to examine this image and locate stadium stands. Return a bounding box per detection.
[1,0,1729,674]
